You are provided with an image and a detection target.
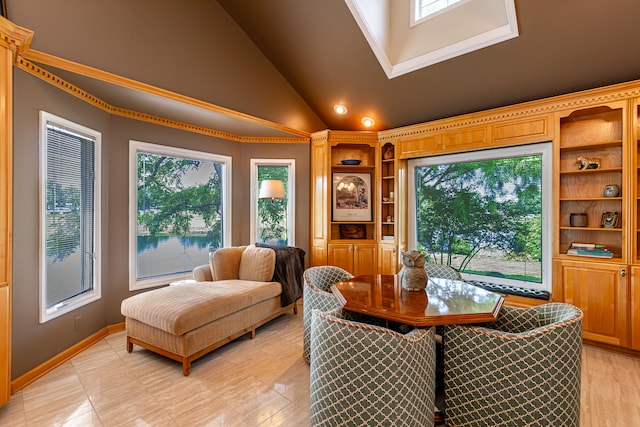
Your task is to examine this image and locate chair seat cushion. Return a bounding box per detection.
[121,280,281,335]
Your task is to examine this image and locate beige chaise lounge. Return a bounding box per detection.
[121,245,298,375]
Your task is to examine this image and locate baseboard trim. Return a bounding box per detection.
[11,322,125,393]
[583,340,640,359]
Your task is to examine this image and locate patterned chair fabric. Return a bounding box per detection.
[302,266,354,363]
[444,303,583,427]
[424,262,462,281]
[310,308,436,427]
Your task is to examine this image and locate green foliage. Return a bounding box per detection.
[415,155,542,274]
[136,153,223,246]
[257,165,289,244]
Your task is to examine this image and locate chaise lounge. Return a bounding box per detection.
[121,245,303,375]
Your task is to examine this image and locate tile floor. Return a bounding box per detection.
[0,299,639,426]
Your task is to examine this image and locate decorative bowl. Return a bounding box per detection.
[341,159,361,165]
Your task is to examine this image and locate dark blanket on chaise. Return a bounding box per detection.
[256,243,306,307]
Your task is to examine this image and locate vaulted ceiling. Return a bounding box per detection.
[219,0,640,131]
[7,0,640,138]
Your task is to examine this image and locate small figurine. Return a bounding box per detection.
[399,250,428,291]
[576,156,600,170]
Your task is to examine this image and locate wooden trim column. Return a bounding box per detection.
[0,21,14,407]
[0,16,32,406]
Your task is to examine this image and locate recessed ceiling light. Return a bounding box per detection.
[333,104,348,115]
[361,116,375,128]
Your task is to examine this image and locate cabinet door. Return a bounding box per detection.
[553,259,628,347]
[328,243,354,273]
[353,244,377,276]
[631,266,640,351]
[378,244,398,274]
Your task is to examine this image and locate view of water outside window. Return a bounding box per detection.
[413,154,543,286]
[257,165,289,245]
[136,152,224,280]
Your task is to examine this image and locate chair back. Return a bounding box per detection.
[303,265,353,293]
[424,263,462,280]
[444,303,583,427]
[310,308,436,426]
[302,265,353,363]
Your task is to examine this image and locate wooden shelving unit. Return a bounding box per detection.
[556,105,625,262]
[553,102,629,348]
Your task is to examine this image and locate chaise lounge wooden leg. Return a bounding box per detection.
[126,336,133,353]
[250,328,256,339]
[182,359,191,376]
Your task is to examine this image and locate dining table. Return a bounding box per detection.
[330,274,504,327]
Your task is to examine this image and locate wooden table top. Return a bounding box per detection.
[331,274,504,327]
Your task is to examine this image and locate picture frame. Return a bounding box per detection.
[601,211,619,228]
[332,172,372,221]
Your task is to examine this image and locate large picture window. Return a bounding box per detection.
[129,141,231,290]
[39,112,102,322]
[249,159,295,246]
[408,143,552,291]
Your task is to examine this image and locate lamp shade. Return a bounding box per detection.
[258,180,285,200]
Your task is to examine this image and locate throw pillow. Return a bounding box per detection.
[239,245,275,282]
[211,246,246,280]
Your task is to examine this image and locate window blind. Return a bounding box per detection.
[45,126,95,308]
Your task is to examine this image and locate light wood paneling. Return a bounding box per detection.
[553,259,629,347]
[0,20,15,408]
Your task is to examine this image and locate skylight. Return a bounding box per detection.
[345,0,518,79]
[414,0,465,24]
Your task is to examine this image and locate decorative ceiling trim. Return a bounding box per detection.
[0,16,33,59]
[379,78,640,141]
[14,55,310,144]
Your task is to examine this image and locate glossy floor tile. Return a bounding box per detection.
[0,299,639,426]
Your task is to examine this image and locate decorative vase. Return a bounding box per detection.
[569,213,588,227]
[603,184,620,197]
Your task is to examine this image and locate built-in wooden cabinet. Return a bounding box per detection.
[378,242,397,275]
[555,103,627,262]
[328,242,378,277]
[378,141,398,273]
[630,99,640,351]
[630,266,640,351]
[553,259,628,347]
[310,130,385,274]
[552,102,632,348]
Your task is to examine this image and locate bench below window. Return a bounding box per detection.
[466,280,550,301]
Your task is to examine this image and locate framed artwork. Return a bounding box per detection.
[332,172,372,221]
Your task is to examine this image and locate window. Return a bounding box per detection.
[250,159,295,246]
[413,0,465,23]
[39,112,101,322]
[129,141,231,290]
[408,143,552,291]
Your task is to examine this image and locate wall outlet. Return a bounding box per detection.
[74,315,82,331]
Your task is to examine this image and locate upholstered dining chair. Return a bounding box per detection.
[424,262,462,281]
[443,303,583,427]
[309,308,436,427]
[302,265,354,363]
